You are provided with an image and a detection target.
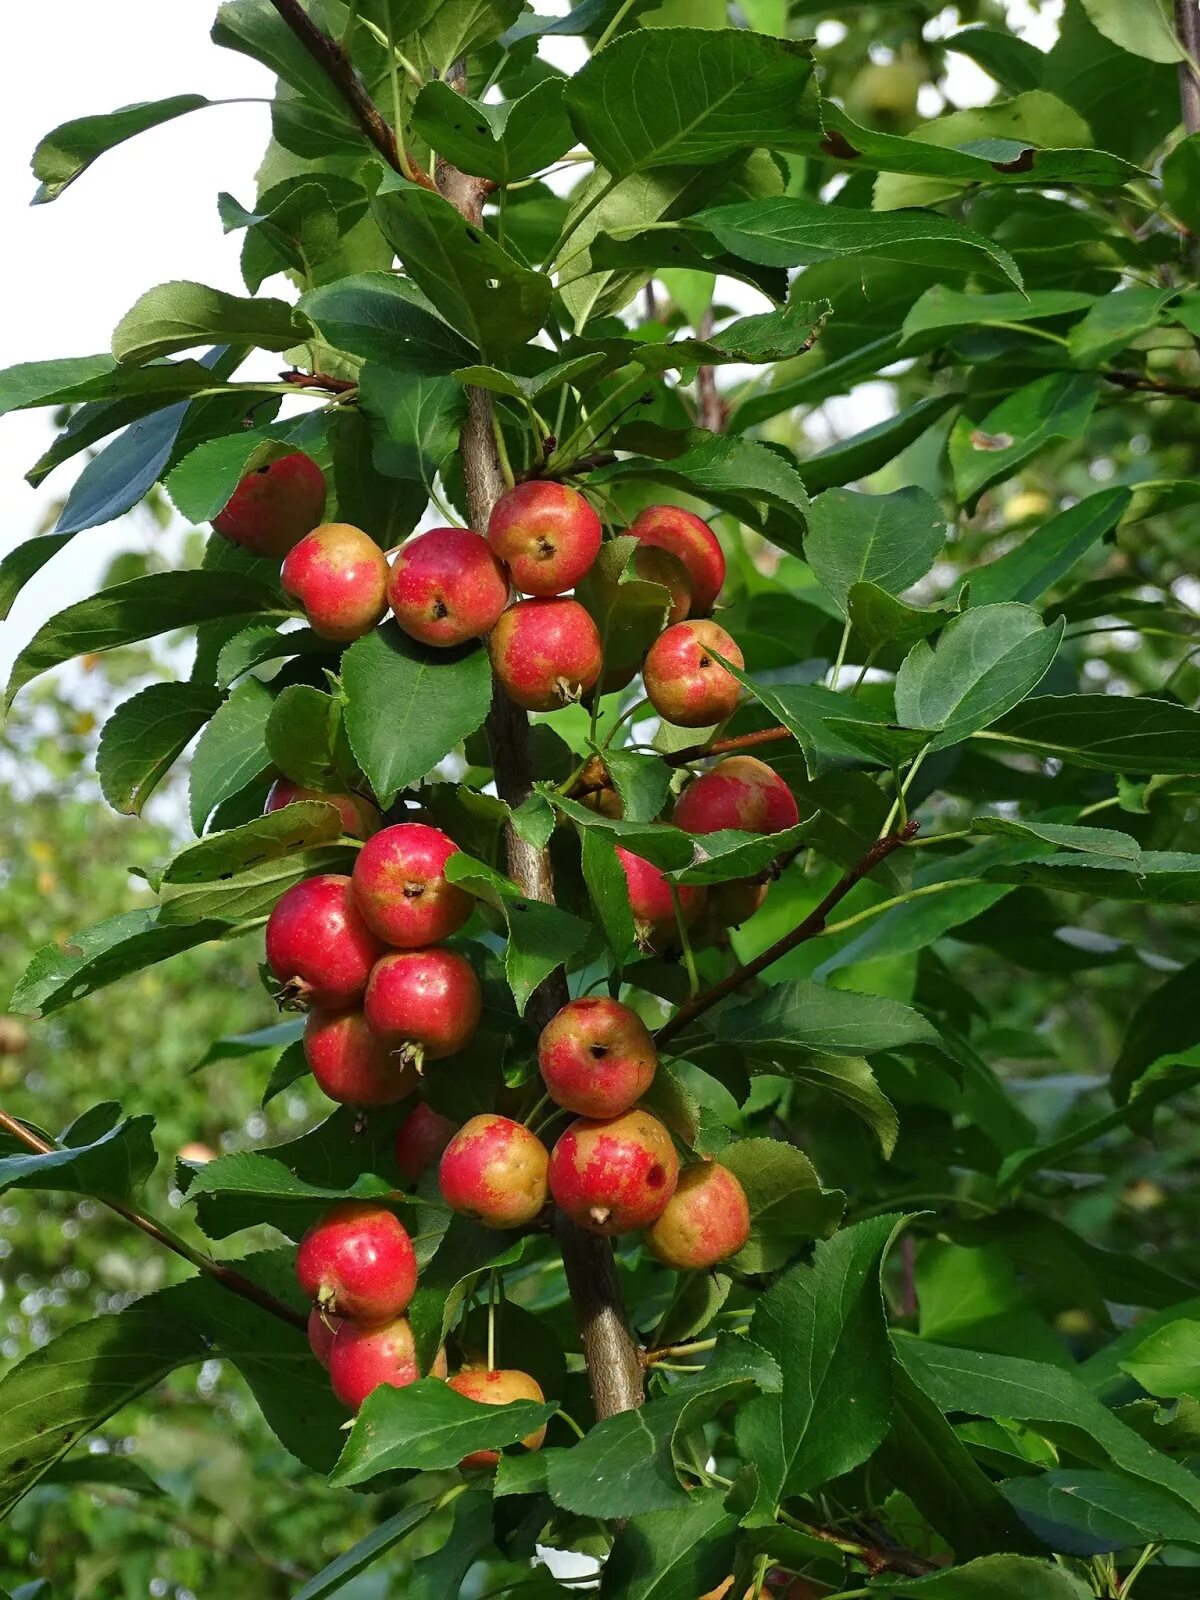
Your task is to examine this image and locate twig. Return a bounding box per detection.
[696,308,726,434]
[1175,0,1200,133]
[655,823,920,1047]
[434,58,645,1421]
[0,1107,306,1332]
[662,724,793,767]
[1104,370,1200,401]
[279,369,358,394]
[265,0,436,188]
[811,1524,939,1579]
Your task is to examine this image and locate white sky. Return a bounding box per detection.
[0,1,1061,684]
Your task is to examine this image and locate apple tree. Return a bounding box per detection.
[3,1,1200,1595]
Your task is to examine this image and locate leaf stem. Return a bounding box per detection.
[817,878,978,942]
[544,173,618,274]
[593,0,638,51]
[670,885,701,998]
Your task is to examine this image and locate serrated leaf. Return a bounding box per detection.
[949,373,1098,502]
[31,95,215,202]
[445,854,591,1012]
[185,1151,395,1239]
[0,1105,156,1204]
[412,78,574,184]
[97,682,221,815]
[112,280,315,364]
[189,677,274,833]
[805,486,948,617]
[718,1138,846,1273]
[982,694,1200,775]
[10,909,224,1019]
[599,1489,738,1600]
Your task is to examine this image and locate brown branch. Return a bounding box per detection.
[265,0,436,189]
[0,1107,307,1333]
[811,1524,939,1579]
[435,60,645,1420]
[1104,369,1200,401]
[696,308,726,434]
[655,822,920,1048]
[1176,0,1200,133]
[663,723,794,767]
[279,369,358,394]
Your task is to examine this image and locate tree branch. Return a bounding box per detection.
[266,0,435,188]
[434,60,645,1420]
[662,723,794,768]
[0,1106,307,1333]
[696,308,726,434]
[1104,370,1200,402]
[655,823,920,1048]
[1175,0,1200,133]
[279,369,358,394]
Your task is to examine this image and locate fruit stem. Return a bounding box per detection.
[669,885,701,998]
[662,723,793,767]
[487,1269,498,1371]
[655,822,921,1048]
[644,1336,717,1364]
[522,1091,551,1128]
[557,1407,587,1440]
[0,1105,306,1332]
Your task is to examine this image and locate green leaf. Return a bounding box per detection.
[188,677,274,834]
[10,909,224,1019]
[1004,1468,1200,1555]
[166,429,303,524]
[699,197,1023,289]
[722,670,913,779]
[847,583,957,654]
[713,978,940,1059]
[264,684,348,790]
[341,623,494,809]
[291,1499,441,1600]
[445,854,592,1013]
[1121,1318,1200,1400]
[985,850,1200,905]
[358,366,465,485]
[1163,132,1200,233]
[372,184,551,358]
[97,682,222,815]
[302,271,475,372]
[411,78,574,183]
[407,1492,495,1600]
[414,0,524,76]
[6,571,283,709]
[718,1137,845,1273]
[0,534,75,621]
[1068,284,1178,366]
[949,374,1099,502]
[602,747,672,825]
[901,286,1094,341]
[111,280,315,364]
[598,1489,738,1600]
[737,1214,906,1513]
[31,96,214,203]
[581,829,637,964]
[331,1376,556,1485]
[185,1151,394,1239]
[795,394,960,497]
[564,28,817,181]
[877,1554,1094,1598]
[546,1336,781,1518]
[0,1105,156,1204]
[1080,0,1181,62]
[192,1018,303,1072]
[983,694,1200,775]
[670,820,816,885]
[332,409,428,548]
[1112,958,1200,1100]
[894,604,1064,752]
[407,1213,528,1373]
[804,486,948,617]
[971,487,1130,607]
[0,356,217,415]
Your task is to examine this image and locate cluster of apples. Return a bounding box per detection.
[214,448,746,723]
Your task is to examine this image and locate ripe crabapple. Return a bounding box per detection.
[265,874,384,1009]
[643,620,744,728]
[489,598,603,712]
[537,997,657,1119]
[303,1009,417,1106]
[213,450,327,557]
[364,948,482,1066]
[631,543,693,625]
[281,522,389,642]
[265,778,381,840]
[395,1101,458,1183]
[673,756,799,836]
[438,1114,549,1229]
[447,1367,548,1468]
[487,480,602,596]
[295,1201,417,1321]
[387,526,509,647]
[351,822,473,948]
[328,1315,447,1410]
[644,1161,751,1270]
[307,1306,343,1369]
[628,504,725,613]
[614,846,705,950]
[548,1107,680,1235]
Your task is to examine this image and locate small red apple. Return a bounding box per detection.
[631,543,693,625]
[644,1161,751,1270]
[265,874,385,1010]
[537,997,657,1119]
[307,1305,343,1369]
[628,504,724,614]
[489,598,603,711]
[213,450,327,557]
[328,1315,447,1410]
[388,525,510,647]
[265,779,382,840]
[643,620,744,728]
[281,522,389,642]
[487,480,602,596]
[673,756,798,836]
[394,1101,458,1183]
[364,948,482,1066]
[446,1366,548,1468]
[304,1008,418,1106]
[438,1114,550,1229]
[614,847,705,950]
[295,1200,417,1321]
[548,1108,680,1235]
[351,821,473,948]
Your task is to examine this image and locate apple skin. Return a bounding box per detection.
[489,598,603,712]
[351,822,473,948]
[213,450,327,557]
[394,1102,458,1183]
[307,1306,343,1369]
[387,525,510,647]
[628,504,725,613]
[438,1114,550,1229]
[295,1200,417,1322]
[673,756,798,836]
[265,874,385,1010]
[614,846,705,950]
[446,1367,548,1468]
[487,480,602,596]
[281,522,389,642]
[265,779,382,840]
[631,543,693,625]
[537,996,657,1119]
[643,619,744,729]
[548,1107,680,1235]
[363,948,482,1065]
[644,1161,751,1270]
[328,1316,447,1411]
[303,1008,418,1107]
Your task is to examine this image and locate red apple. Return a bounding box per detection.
[548,1108,680,1235]
[281,522,389,642]
[351,822,473,948]
[213,450,327,557]
[388,525,510,647]
[487,481,602,596]
[489,598,603,712]
[643,620,744,728]
[628,504,724,613]
[537,997,657,1119]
